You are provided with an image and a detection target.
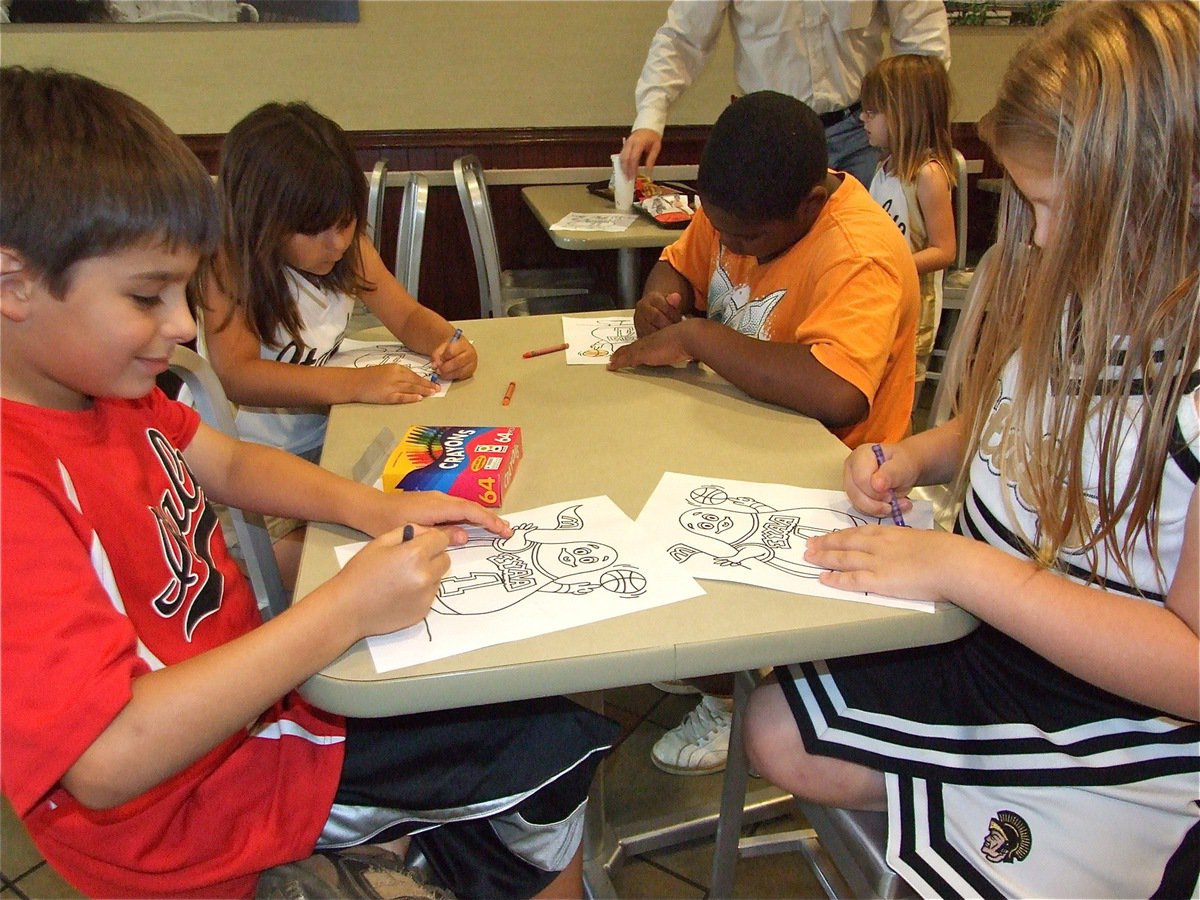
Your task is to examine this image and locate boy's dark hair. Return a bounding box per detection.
[697,91,827,221]
[0,66,219,297]
[213,101,370,347]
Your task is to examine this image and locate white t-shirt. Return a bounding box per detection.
[234,268,355,455]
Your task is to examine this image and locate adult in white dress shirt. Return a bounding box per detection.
[619,0,950,190]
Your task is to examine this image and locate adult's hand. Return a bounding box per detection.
[620,129,663,180]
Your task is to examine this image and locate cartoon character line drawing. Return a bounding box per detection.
[345,343,435,379]
[419,505,647,640]
[706,252,786,338]
[578,320,638,359]
[667,484,870,578]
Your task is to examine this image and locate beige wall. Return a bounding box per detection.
[0,1,1032,134]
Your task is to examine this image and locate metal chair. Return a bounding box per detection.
[167,345,288,621]
[452,154,609,318]
[365,160,388,251]
[710,670,917,900]
[394,171,428,298]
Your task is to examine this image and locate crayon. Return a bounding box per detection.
[522,342,569,359]
[502,381,516,406]
[871,444,907,527]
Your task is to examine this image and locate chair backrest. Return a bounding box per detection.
[927,244,996,428]
[951,149,969,272]
[394,171,429,298]
[365,160,388,251]
[167,345,289,621]
[453,154,506,319]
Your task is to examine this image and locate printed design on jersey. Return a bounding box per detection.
[146,428,224,640]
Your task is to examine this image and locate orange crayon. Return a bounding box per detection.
[522,342,569,359]
[502,381,516,406]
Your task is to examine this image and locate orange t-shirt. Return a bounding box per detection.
[663,173,919,447]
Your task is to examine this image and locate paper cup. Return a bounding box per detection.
[611,154,635,212]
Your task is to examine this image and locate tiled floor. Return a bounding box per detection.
[1,682,826,899]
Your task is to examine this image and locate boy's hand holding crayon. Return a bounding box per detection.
[334,492,512,639]
[335,523,450,637]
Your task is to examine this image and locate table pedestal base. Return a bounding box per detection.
[583,788,792,898]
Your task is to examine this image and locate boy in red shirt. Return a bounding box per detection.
[0,66,615,899]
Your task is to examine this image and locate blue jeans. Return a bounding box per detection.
[826,114,878,189]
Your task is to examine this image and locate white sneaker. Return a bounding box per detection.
[651,694,733,775]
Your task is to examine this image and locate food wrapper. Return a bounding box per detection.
[636,193,693,229]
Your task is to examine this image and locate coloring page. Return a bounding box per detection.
[326,337,449,397]
[636,472,938,613]
[334,495,705,673]
[549,212,637,233]
[562,316,637,365]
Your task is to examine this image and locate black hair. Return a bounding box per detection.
[0,66,219,297]
[696,91,827,221]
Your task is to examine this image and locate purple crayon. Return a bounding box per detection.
[871,443,907,528]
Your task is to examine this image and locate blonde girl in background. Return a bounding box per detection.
[860,53,957,385]
[202,102,478,584]
[744,2,1199,896]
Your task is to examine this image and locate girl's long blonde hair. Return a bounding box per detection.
[949,0,1199,585]
[860,53,957,186]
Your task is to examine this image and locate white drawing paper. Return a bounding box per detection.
[334,495,705,673]
[637,472,938,614]
[549,212,637,233]
[326,338,449,397]
[562,316,637,365]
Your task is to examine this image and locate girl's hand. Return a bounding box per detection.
[432,335,478,381]
[844,443,918,519]
[354,364,439,404]
[335,524,451,638]
[804,525,967,603]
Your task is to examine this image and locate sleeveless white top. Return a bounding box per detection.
[234,268,354,455]
[870,159,944,368]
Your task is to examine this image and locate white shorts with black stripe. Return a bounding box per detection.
[778,625,1200,898]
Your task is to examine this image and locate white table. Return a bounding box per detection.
[294,314,977,895]
[521,184,685,307]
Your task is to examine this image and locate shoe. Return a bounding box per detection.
[651,679,702,695]
[651,694,733,775]
[256,845,454,899]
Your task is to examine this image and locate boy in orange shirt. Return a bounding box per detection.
[610,90,919,775]
[610,90,918,451]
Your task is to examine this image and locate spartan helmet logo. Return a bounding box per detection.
[981,810,1033,864]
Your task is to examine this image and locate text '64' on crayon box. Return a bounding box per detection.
[381,426,522,508]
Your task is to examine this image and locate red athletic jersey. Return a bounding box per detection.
[1,390,345,898]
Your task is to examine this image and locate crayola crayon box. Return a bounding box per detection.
[381,425,521,508]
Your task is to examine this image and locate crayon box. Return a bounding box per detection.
[381,425,521,508]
